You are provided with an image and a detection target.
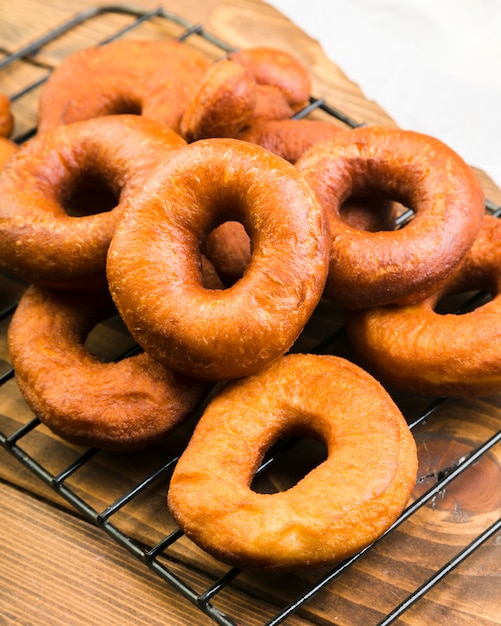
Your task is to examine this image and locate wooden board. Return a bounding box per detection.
[0,2,500,625]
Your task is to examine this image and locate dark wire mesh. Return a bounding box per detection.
[0,6,499,626]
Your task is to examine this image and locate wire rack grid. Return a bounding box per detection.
[0,5,500,626]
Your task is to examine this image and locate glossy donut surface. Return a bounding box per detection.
[107,138,329,380]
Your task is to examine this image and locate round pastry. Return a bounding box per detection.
[0,114,186,289]
[8,285,211,450]
[37,39,209,133]
[346,215,501,398]
[0,93,14,137]
[168,353,418,571]
[0,136,18,170]
[107,138,329,381]
[180,59,257,141]
[296,126,486,309]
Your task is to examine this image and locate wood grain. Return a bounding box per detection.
[0,1,500,625]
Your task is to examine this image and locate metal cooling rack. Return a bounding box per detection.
[0,5,500,626]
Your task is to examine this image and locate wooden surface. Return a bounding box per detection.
[0,1,500,625]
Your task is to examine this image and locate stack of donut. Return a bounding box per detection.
[0,34,493,572]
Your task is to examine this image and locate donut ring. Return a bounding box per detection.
[346,215,501,398]
[8,285,211,450]
[107,138,329,381]
[168,353,418,571]
[0,94,14,137]
[296,126,486,309]
[0,115,185,289]
[180,59,257,141]
[37,39,209,133]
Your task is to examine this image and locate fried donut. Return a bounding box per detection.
[0,114,185,289]
[168,353,418,571]
[180,59,257,141]
[346,215,501,398]
[296,126,486,309]
[107,138,329,381]
[8,285,211,450]
[37,39,209,133]
[0,94,14,137]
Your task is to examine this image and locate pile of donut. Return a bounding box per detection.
[0,35,495,572]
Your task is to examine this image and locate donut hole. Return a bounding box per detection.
[104,95,142,117]
[84,311,137,363]
[203,219,252,286]
[61,170,120,216]
[433,285,497,315]
[251,435,328,494]
[338,196,406,233]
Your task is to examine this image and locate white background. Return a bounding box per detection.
[268,0,501,188]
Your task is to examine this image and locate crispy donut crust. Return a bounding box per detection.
[168,353,417,571]
[37,39,209,134]
[296,126,486,309]
[8,285,211,450]
[346,215,501,398]
[0,115,185,289]
[106,138,329,381]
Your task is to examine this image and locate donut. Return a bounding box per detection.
[37,39,209,133]
[8,285,211,450]
[345,215,501,398]
[228,47,311,112]
[0,136,18,170]
[296,126,486,309]
[0,94,14,137]
[180,59,257,141]
[167,353,418,571]
[106,138,329,381]
[0,114,186,289]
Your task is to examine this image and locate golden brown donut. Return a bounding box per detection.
[345,215,501,398]
[168,353,418,571]
[180,59,257,141]
[296,126,486,309]
[8,285,211,450]
[107,138,329,381]
[0,114,185,289]
[0,136,18,170]
[0,94,14,137]
[228,47,311,112]
[37,39,209,134]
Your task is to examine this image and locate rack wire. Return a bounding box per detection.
[0,5,500,626]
